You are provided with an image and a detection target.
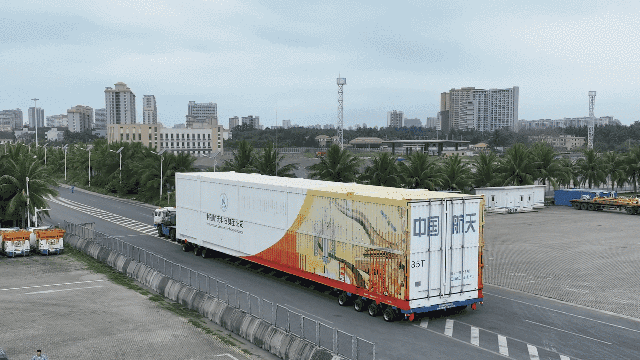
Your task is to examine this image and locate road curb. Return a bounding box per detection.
[64,233,339,360]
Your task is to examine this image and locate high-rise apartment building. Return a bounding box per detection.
[282,120,291,129]
[229,116,240,129]
[387,110,404,128]
[46,114,68,128]
[67,105,94,133]
[28,107,45,128]
[94,108,107,130]
[186,101,217,128]
[105,82,136,125]
[0,109,23,130]
[404,118,422,127]
[441,86,519,131]
[143,95,157,124]
[425,117,439,129]
[241,115,260,129]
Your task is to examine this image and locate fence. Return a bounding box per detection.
[64,221,375,360]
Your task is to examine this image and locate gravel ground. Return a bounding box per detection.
[484,205,640,319]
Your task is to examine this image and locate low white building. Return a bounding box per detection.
[46,127,65,142]
[159,125,223,156]
[474,185,545,213]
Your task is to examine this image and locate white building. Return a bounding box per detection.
[425,117,439,129]
[519,116,621,130]
[441,86,519,131]
[143,95,157,124]
[46,127,65,142]
[404,118,422,127]
[0,109,23,130]
[387,110,404,128]
[229,116,240,129]
[105,82,136,125]
[159,125,224,155]
[46,114,68,128]
[67,105,94,133]
[94,108,107,130]
[186,101,217,128]
[28,107,45,128]
[282,120,291,129]
[241,115,260,129]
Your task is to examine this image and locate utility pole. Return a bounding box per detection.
[588,91,596,149]
[31,98,39,147]
[337,76,346,150]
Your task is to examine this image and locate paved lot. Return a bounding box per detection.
[484,205,640,319]
[0,254,257,360]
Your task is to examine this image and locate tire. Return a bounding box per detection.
[170,229,176,242]
[157,227,163,237]
[626,207,634,215]
[383,307,396,322]
[338,292,351,306]
[354,298,365,312]
[581,203,588,210]
[201,248,208,258]
[181,242,189,252]
[588,203,595,211]
[193,246,201,256]
[573,202,581,209]
[367,303,378,317]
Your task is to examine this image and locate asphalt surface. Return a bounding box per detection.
[37,186,640,360]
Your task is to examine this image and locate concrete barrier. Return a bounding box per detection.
[64,233,338,360]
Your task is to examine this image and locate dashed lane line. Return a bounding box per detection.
[444,319,454,337]
[1,280,104,292]
[470,326,479,346]
[527,344,539,360]
[25,285,104,295]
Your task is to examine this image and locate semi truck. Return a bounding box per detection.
[153,207,177,240]
[175,172,485,322]
[570,195,640,214]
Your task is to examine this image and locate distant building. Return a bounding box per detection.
[519,116,621,130]
[323,124,335,130]
[173,123,186,129]
[349,137,383,148]
[425,117,439,129]
[282,120,291,129]
[404,118,422,127]
[46,127,65,142]
[28,107,45,128]
[46,114,68,128]
[387,110,404,128]
[143,95,157,124]
[528,135,585,150]
[105,82,136,125]
[107,123,161,150]
[241,115,260,129]
[229,116,240,129]
[438,110,450,133]
[160,125,224,155]
[67,105,94,133]
[441,86,519,131]
[0,109,23,130]
[94,108,107,130]
[315,135,330,147]
[186,101,217,128]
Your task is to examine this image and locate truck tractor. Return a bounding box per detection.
[153,207,177,241]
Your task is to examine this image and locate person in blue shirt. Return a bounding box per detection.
[32,349,48,360]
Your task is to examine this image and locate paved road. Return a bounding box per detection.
[42,187,640,360]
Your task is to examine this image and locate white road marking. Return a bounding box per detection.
[213,355,239,360]
[470,326,479,346]
[419,319,428,329]
[444,319,454,337]
[0,280,104,292]
[527,344,539,360]
[560,355,571,360]
[25,285,104,295]
[524,320,612,345]
[485,291,640,334]
[498,335,509,356]
[283,304,333,325]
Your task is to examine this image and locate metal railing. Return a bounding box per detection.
[64,221,375,360]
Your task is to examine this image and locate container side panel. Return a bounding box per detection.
[176,176,201,242]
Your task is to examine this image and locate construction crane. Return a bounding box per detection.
[588,91,596,149]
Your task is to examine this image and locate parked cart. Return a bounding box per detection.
[1,230,31,257]
[28,227,65,255]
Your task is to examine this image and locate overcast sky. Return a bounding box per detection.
[2,0,639,128]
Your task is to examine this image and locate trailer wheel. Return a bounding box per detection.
[170,229,176,242]
[383,308,396,322]
[367,303,378,317]
[626,207,635,215]
[201,248,208,258]
[573,202,581,209]
[157,227,163,237]
[354,298,366,312]
[581,203,588,210]
[181,242,189,252]
[587,203,595,211]
[193,246,201,256]
[337,292,351,306]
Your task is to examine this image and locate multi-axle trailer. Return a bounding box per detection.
[570,196,640,214]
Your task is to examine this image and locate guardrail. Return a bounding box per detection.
[64,221,375,360]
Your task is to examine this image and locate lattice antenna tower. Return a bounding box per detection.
[588,91,596,149]
[337,75,346,149]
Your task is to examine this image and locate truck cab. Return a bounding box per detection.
[153,207,177,240]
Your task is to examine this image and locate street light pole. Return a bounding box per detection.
[26,177,30,228]
[63,145,68,181]
[31,98,39,148]
[86,145,93,187]
[110,147,124,184]
[153,149,166,202]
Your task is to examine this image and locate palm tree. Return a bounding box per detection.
[308,144,361,182]
[398,152,442,189]
[498,143,536,186]
[602,151,626,191]
[576,149,606,189]
[360,152,402,187]
[472,151,499,188]
[440,154,472,193]
[220,140,256,173]
[530,142,564,192]
[624,146,640,193]
[0,144,58,227]
[556,158,578,189]
[253,142,298,177]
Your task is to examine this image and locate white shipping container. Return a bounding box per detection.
[176,172,485,319]
[474,185,545,213]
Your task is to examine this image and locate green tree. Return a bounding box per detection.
[398,152,442,190]
[623,146,640,193]
[576,149,606,189]
[253,142,298,177]
[220,140,256,173]
[531,142,564,191]
[360,152,402,187]
[440,154,472,193]
[602,151,626,191]
[472,151,499,188]
[498,143,536,186]
[308,144,361,182]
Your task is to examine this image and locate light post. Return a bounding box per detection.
[109,147,124,184]
[209,151,219,172]
[63,144,69,181]
[86,145,93,187]
[31,98,39,148]
[26,177,30,228]
[34,208,50,227]
[42,143,48,165]
[153,149,166,201]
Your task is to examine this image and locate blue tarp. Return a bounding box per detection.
[554,189,617,206]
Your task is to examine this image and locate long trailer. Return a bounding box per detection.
[570,196,640,214]
[176,172,485,322]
